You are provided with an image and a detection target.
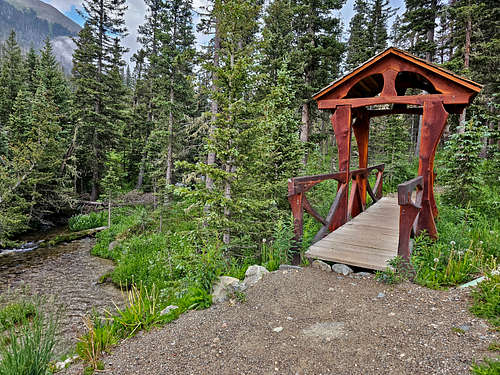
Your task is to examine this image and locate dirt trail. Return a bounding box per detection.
[68,267,497,375]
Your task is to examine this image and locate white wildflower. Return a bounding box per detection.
[262,238,267,243]
[450,241,456,246]
[433,258,439,263]
[479,240,483,245]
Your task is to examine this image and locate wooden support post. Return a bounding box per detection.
[416,101,448,238]
[331,105,352,228]
[288,179,303,264]
[353,110,369,214]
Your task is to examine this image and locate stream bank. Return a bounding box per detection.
[0,237,122,356]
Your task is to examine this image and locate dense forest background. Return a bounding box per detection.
[0,0,498,247]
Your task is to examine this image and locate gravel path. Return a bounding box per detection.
[68,267,497,375]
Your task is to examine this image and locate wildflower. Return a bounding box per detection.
[433,258,439,263]
[262,238,267,243]
[479,240,483,245]
[450,241,456,246]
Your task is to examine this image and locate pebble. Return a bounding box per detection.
[312,260,331,272]
[377,292,385,298]
[273,326,283,333]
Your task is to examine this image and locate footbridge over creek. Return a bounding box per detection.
[288,47,482,270]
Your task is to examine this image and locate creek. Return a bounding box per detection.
[0,235,122,355]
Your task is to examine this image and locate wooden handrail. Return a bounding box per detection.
[397,176,423,261]
[288,164,385,253]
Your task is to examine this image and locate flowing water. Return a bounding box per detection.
[0,236,122,354]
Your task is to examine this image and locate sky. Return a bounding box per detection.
[42,0,404,65]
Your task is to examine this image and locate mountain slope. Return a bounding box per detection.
[0,0,81,72]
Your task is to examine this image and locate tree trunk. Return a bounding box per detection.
[166,85,174,186]
[300,101,311,165]
[458,10,471,134]
[90,127,99,201]
[425,0,437,62]
[108,199,111,228]
[206,16,220,191]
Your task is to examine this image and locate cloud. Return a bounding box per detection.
[45,0,81,13]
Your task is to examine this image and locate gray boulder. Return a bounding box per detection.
[312,260,331,272]
[243,265,269,288]
[331,263,353,275]
[160,305,179,316]
[212,276,245,304]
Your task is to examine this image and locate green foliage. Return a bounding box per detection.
[441,119,486,206]
[0,304,58,375]
[111,283,163,337]
[261,219,294,271]
[68,211,107,231]
[412,199,499,289]
[470,273,500,329]
[471,359,500,375]
[76,315,118,370]
[0,300,36,331]
[376,256,413,284]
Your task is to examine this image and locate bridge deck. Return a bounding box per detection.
[306,197,399,271]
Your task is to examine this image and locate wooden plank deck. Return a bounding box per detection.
[306,197,399,271]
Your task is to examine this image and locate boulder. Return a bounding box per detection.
[331,263,353,275]
[243,265,269,288]
[311,260,331,272]
[212,276,244,304]
[108,240,120,251]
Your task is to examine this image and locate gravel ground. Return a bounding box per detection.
[67,267,498,375]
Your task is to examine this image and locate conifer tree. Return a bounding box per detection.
[72,0,128,200]
[0,31,24,129]
[401,0,441,61]
[345,0,371,70]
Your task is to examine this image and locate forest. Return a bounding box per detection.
[0,0,498,373]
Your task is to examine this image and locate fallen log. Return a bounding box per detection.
[38,226,108,248]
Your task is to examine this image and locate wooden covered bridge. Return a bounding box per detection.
[288,47,482,270]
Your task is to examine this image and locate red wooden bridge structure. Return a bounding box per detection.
[288,47,482,270]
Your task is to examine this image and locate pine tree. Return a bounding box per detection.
[72,0,128,200]
[0,31,25,129]
[368,0,396,55]
[401,0,441,61]
[292,0,345,163]
[346,0,371,70]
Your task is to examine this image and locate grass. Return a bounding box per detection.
[0,298,58,375]
[470,273,500,329]
[471,358,500,375]
[0,300,36,331]
[68,211,107,231]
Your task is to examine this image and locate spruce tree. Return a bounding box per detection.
[0,31,25,129]
[72,0,128,200]
[345,0,371,70]
[401,0,441,61]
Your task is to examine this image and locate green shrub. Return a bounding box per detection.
[111,283,164,337]
[0,308,58,375]
[68,211,107,231]
[411,200,499,289]
[76,315,118,370]
[0,300,36,331]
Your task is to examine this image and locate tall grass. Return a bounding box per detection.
[0,306,58,375]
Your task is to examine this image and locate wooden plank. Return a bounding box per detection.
[305,196,399,271]
[306,246,393,271]
[312,237,397,254]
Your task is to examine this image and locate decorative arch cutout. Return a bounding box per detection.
[345,74,384,98]
[395,71,440,96]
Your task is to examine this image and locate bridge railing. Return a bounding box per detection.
[288,164,385,248]
[397,176,423,261]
